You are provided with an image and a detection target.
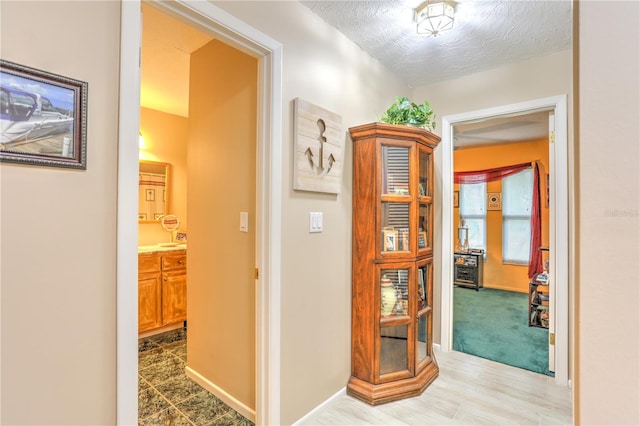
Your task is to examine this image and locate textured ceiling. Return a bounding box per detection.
[142,1,571,146]
[301,0,572,88]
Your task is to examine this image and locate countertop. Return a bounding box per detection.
[138,244,187,254]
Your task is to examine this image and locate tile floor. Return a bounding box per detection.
[138,327,254,426]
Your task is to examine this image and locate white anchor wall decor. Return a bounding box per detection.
[293,97,345,194]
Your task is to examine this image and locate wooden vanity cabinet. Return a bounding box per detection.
[138,250,187,333]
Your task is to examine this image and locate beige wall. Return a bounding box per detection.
[412,48,573,345]
[186,40,257,409]
[139,107,188,245]
[212,2,410,423]
[576,1,639,424]
[0,1,120,424]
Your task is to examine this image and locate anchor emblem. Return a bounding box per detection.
[305,119,335,177]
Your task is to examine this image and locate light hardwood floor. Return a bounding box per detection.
[298,348,572,425]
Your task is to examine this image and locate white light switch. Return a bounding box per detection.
[309,212,323,233]
[240,212,249,232]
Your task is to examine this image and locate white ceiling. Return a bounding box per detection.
[142,1,572,147]
[300,0,572,88]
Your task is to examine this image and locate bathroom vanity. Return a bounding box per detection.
[138,245,187,333]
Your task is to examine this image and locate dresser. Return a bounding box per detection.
[453,251,484,291]
[138,246,187,333]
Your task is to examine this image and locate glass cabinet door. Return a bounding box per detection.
[381,144,412,253]
[379,267,411,379]
[416,260,433,367]
[418,149,431,197]
[382,145,410,196]
[417,147,432,253]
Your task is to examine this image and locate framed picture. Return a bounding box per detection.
[453,191,459,208]
[175,232,187,242]
[0,59,88,169]
[382,228,398,252]
[487,192,502,210]
[418,231,428,249]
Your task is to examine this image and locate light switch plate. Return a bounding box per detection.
[240,212,249,232]
[309,212,323,233]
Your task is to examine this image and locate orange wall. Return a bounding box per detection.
[186,40,257,411]
[139,107,188,245]
[454,139,550,292]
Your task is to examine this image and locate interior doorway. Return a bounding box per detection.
[137,4,258,423]
[439,95,570,387]
[117,1,284,425]
[450,113,552,375]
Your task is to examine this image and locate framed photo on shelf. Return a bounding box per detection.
[382,228,398,252]
[0,59,88,169]
[453,191,459,208]
[418,231,427,249]
[487,192,502,210]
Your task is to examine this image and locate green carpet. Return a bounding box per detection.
[453,286,554,376]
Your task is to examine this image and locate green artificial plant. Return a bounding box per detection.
[380,96,436,132]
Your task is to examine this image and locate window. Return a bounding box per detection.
[502,169,533,264]
[459,183,486,252]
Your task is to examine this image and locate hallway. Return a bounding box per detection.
[299,348,571,425]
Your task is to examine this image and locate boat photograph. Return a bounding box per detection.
[1,85,74,146]
[0,59,87,169]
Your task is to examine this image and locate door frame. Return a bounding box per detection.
[439,95,569,386]
[116,1,283,424]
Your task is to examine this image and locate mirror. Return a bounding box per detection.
[139,160,170,223]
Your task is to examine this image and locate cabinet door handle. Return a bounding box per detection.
[178,260,184,264]
[164,277,168,281]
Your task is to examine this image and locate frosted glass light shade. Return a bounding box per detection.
[415,1,455,37]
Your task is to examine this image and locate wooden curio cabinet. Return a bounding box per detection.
[348,122,440,405]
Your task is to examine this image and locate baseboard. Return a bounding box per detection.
[433,342,441,352]
[482,283,528,293]
[185,365,256,423]
[292,386,346,425]
[138,322,183,339]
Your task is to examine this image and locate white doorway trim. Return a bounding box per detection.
[439,95,569,386]
[116,2,283,425]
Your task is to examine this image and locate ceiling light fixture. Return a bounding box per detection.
[415,1,456,37]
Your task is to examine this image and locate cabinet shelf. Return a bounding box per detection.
[380,315,411,326]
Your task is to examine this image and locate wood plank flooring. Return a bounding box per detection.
[298,348,572,425]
